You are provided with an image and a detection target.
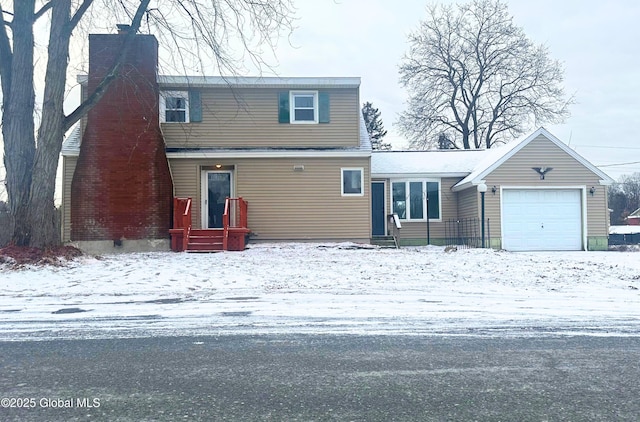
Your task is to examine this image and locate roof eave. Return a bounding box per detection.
[166,149,371,159]
[372,172,470,179]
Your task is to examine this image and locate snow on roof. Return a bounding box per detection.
[61,125,81,156]
[159,75,361,88]
[628,208,640,218]
[610,225,640,235]
[371,149,486,177]
[359,113,372,152]
[77,74,362,89]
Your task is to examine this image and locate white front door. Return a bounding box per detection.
[502,189,583,251]
[201,171,233,229]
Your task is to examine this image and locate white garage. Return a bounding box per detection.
[501,189,583,251]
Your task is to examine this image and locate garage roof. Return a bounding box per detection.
[451,127,615,191]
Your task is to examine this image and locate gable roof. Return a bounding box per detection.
[451,127,615,191]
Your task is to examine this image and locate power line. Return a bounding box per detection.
[597,161,640,168]
[576,145,640,150]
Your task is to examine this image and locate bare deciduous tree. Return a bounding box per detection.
[398,0,572,150]
[0,0,294,248]
[609,172,640,225]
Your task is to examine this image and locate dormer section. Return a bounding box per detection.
[159,77,361,149]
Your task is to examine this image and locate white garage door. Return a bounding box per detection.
[502,189,583,251]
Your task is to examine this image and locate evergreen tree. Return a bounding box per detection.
[362,102,391,150]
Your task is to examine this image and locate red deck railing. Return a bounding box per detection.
[170,197,192,252]
[222,197,249,250]
[171,196,248,252]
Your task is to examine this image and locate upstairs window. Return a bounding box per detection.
[291,91,318,123]
[160,91,189,123]
[278,91,330,124]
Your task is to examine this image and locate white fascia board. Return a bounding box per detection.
[159,76,361,89]
[451,180,478,192]
[372,173,469,179]
[77,74,361,89]
[166,150,371,159]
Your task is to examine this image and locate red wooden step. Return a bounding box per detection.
[186,243,223,252]
[186,229,224,253]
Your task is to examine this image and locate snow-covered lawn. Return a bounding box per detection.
[1,243,640,340]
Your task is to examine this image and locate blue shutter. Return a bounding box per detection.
[319,91,330,123]
[189,90,202,122]
[278,92,290,123]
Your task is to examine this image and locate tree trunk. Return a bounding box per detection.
[3,0,36,246]
[27,1,71,248]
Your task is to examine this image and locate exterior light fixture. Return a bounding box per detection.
[477,183,487,248]
[589,186,596,196]
[491,185,497,195]
[215,164,222,169]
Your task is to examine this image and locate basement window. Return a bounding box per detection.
[160,91,189,123]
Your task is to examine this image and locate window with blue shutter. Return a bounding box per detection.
[278,91,290,123]
[189,90,202,123]
[280,90,329,124]
[160,91,189,123]
[319,91,330,123]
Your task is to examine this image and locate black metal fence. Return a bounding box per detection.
[609,233,640,245]
[444,218,490,249]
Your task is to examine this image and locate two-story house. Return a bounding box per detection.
[61,31,370,252]
[61,31,614,253]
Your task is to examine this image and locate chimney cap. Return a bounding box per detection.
[116,24,131,33]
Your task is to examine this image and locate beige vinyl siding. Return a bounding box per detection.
[169,156,371,241]
[482,134,608,237]
[386,177,459,240]
[61,156,77,242]
[457,187,479,220]
[162,87,360,149]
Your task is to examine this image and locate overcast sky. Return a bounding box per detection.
[255,0,640,180]
[1,0,637,204]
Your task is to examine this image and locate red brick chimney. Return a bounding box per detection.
[71,32,173,242]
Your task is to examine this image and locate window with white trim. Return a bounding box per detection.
[160,91,189,123]
[290,91,318,123]
[391,180,440,220]
[341,168,364,196]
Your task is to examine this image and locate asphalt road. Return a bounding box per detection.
[1,334,639,421]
